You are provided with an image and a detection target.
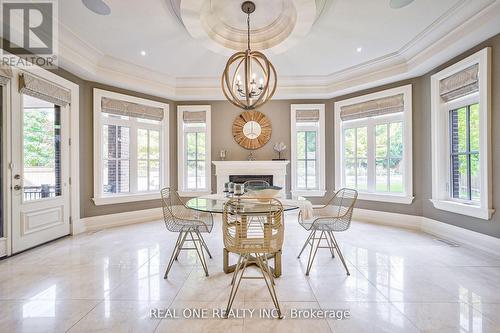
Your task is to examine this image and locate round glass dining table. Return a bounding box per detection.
[186,195,301,278]
[186,196,300,214]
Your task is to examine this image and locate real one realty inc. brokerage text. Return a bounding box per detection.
[150,308,351,320]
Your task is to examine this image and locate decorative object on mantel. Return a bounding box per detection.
[220,150,227,161]
[233,110,272,149]
[221,1,277,110]
[247,152,256,161]
[273,141,287,160]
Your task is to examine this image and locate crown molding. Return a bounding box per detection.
[57,0,500,101]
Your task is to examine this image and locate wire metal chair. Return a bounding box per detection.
[297,188,358,276]
[161,187,214,278]
[223,198,284,319]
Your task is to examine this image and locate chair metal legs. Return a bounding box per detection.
[298,229,350,276]
[225,253,283,319]
[328,231,350,276]
[297,229,314,259]
[196,230,213,259]
[164,232,184,279]
[164,229,212,279]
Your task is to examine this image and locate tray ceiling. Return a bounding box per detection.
[57,0,500,100]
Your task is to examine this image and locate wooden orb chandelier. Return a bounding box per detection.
[221,1,277,110]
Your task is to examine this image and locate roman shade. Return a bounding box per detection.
[340,93,404,121]
[101,97,164,121]
[19,73,71,106]
[296,109,320,122]
[0,66,12,86]
[439,64,479,102]
[183,110,206,123]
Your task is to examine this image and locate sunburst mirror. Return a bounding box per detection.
[232,110,272,150]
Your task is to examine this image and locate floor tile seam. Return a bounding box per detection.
[63,299,105,333]
[153,262,195,332]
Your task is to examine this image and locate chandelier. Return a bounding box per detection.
[221,1,277,110]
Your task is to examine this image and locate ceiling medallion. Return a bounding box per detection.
[221,1,277,110]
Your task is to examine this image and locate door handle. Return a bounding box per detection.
[13,185,22,191]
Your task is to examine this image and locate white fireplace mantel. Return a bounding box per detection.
[212,161,289,195]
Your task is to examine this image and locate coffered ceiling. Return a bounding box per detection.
[58,0,500,100]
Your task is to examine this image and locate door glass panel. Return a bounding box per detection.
[23,95,61,201]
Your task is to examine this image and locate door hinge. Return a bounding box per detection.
[69,216,72,225]
[69,177,72,185]
[69,138,72,146]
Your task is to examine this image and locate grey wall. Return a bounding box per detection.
[418,35,500,238]
[175,100,333,205]
[46,68,177,218]
[45,33,500,238]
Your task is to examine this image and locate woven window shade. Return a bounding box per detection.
[101,97,164,121]
[183,111,206,123]
[0,66,12,86]
[19,73,71,106]
[439,64,479,102]
[296,109,320,122]
[340,93,404,121]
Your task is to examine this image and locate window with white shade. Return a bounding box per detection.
[430,48,493,219]
[178,105,211,196]
[291,104,326,197]
[335,85,413,204]
[93,89,169,205]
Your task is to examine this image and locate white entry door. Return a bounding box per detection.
[11,92,70,253]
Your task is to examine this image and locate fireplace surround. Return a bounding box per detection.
[212,161,289,196]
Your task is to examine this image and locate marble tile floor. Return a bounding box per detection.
[1,214,500,333]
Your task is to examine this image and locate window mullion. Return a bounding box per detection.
[305,131,308,189]
[195,132,199,189]
[183,131,188,191]
[367,122,376,192]
[315,129,319,189]
[466,106,472,201]
[387,123,390,192]
[354,128,358,189]
[147,129,150,192]
[129,122,138,194]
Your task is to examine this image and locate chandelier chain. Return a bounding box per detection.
[247,12,251,51]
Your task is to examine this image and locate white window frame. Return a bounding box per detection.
[430,47,494,220]
[291,104,326,197]
[334,85,413,204]
[92,89,169,205]
[177,105,212,197]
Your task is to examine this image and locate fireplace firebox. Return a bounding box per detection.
[229,175,273,186]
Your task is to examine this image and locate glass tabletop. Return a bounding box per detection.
[186,197,300,214]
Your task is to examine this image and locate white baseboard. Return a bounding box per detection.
[75,205,500,257]
[420,217,500,257]
[78,207,163,234]
[353,209,500,257]
[0,237,6,258]
[353,208,422,230]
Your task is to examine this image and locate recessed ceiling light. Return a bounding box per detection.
[82,0,111,15]
[390,0,415,9]
[356,47,363,53]
[141,51,147,56]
